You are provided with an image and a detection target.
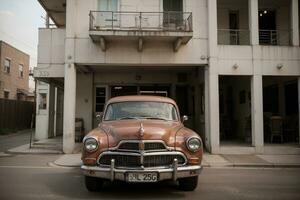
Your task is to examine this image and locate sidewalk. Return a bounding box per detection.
[6,137,300,168]
[51,153,300,168]
[7,136,82,154]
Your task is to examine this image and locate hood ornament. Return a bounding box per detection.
[139,122,145,138]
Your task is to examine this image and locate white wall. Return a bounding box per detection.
[76,73,93,132]
[68,0,209,65]
[38,28,65,65]
[217,46,300,76]
[35,81,50,140]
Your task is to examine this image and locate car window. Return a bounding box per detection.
[104,101,178,121]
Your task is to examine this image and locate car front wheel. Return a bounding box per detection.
[85,176,104,192]
[178,176,198,191]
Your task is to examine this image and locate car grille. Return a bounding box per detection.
[98,153,186,168]
[117,141,167,151]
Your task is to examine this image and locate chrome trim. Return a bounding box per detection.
[110,159,115,181]
[109,140,174,152]
[83,137,99,153]
[81,164,202,182]
[185,137,202,152]
[97,151,187,168]
[173,158,178,181]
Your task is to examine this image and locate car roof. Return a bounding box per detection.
[107,95,177,105]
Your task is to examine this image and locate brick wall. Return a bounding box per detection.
[0,41,29,100]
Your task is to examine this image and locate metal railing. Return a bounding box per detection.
[218,29,250,45]
[259,29,291,46]
[89,11,193,32]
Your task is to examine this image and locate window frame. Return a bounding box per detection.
[4,58,11,74]
[4,91,9,99]
[18,63,24,78]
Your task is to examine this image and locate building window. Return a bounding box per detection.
[4,91,9,99]
[95,87,106,112]
[98,0,118,11]
[19,64,24,78]
[4,58,11,74]
[39,93,47,110]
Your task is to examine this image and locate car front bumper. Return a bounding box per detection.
[81,159,202,182]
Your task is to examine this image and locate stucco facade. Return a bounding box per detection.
[34,0,300,154]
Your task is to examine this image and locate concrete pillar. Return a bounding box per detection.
[249,0,259,45]
[208,0,218,55]
[206,66,220,153]
[207,0,220,153]
[298,77,300,145]
[251,75,264,152]
[291,0,299,46]
[63,63,76,153]
[53,87,58,137]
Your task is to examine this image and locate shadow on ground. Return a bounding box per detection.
[40,169,188,199]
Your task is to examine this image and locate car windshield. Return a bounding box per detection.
[104,101,179,121]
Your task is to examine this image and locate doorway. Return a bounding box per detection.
[259,10,277,44]
[229,11,239,45]
[219,76,252,146]
[263,76,299,144]
[163,0,183,30]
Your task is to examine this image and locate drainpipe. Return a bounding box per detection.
[45,13,50,28]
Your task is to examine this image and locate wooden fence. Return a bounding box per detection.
[0,98,35,131]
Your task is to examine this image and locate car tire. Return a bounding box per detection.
[85,176,104,192]
[178,176,198,191]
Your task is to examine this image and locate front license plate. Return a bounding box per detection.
[126,172,158,182]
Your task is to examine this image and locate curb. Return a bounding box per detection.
[48,162,80,169]
[6,149,63,155]
[204,163,300,169]
[6,143,63,155]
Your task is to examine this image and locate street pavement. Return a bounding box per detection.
[1,131,300,199]
[0,154,300,200]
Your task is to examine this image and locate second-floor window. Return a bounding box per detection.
[98,0,118,11]
[19,64,24,78]
[4,58,11,74]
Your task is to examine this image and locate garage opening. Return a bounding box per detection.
[219,76,252,146]
[263,76,299,145]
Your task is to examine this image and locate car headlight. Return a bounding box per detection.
[84,138,98,152]
[186,137,202,152]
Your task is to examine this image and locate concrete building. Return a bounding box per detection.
[0,41,30,100]
[34,0,300,154]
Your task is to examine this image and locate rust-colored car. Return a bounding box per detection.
[81,95,203,191]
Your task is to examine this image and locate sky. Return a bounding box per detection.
[0,0,46,90]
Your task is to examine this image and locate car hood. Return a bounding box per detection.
[99,120,183,147]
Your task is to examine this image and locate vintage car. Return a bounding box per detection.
[81,95,203,191]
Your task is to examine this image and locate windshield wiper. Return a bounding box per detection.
[118,117,140,120]
[141,117,168,121]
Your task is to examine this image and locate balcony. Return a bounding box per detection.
[89,11,193,52]
[259,29,291,46]
[218,29,250,45]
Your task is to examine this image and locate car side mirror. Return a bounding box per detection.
[182,115,188,123]
[96,112,103,122]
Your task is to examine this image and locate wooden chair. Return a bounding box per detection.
[270,116,283,143]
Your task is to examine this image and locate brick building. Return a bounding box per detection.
[0,41,30,100]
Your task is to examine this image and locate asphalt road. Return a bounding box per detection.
[0,154,300,200]
[0,130,32,152]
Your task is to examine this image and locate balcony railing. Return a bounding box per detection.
[218,29,250,45]
[89,11,193,32]
[259,29,291,46]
